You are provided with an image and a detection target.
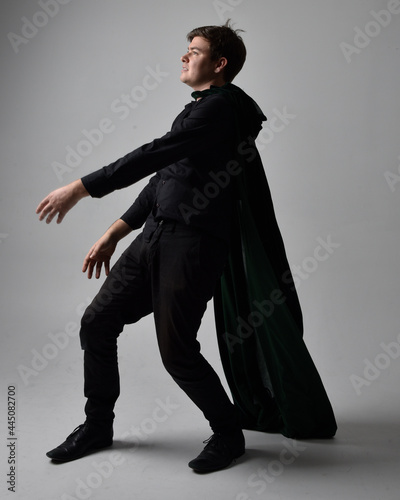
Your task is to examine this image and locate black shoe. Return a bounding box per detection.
[46,422,113,462]
[188,430,245,473]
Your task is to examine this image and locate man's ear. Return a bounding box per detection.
[215,57,228,73]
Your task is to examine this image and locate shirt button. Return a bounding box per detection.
[156,203,160,208]
[162,180,166,185]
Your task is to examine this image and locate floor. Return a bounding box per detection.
[3,354,399,500]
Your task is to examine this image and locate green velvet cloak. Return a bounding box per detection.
[192,84,337,439]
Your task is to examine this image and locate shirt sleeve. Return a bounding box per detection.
[80,95,234,198]
[119,173,160,230]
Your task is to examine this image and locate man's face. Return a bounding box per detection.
[180,36,223,91]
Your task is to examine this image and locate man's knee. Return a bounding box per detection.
[79,304,97,350]
[80,288,118,330]
[81,303,97,329]
[79,302,122,351]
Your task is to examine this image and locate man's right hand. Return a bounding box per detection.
[36,179,89,224]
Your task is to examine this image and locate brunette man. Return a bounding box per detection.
[38,22,250,473]
[37,21,337,473]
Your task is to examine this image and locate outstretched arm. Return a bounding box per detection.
[36,96,233,224]
[36,179,89,224]
[80,96,234,199]
[82,219,132,279]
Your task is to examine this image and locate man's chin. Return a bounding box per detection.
[180,75,191,86]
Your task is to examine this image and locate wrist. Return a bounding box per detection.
[70,179,90,199]
[105,219,132,242]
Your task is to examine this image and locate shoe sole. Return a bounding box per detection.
[188,449,245,473]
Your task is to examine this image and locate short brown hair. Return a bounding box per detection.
[186,20,246,83]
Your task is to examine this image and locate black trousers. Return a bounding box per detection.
[80,220,239,433]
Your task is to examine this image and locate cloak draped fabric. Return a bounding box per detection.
[192,84,337,439]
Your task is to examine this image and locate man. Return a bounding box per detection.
[38,22,248,473]
[37,21,337,473]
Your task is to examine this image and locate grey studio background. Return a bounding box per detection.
[0,0,399,499]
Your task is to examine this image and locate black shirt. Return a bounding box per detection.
[81,93,237,240]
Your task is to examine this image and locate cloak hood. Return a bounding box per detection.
[192,82,266,140]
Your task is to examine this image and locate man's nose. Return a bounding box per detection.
[181,53,189,62]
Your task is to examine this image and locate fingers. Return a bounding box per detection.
[36,187,71,224]
[88,260,97,279]
[82,235,114,279]
[45,209,58,225]
[85,258,97,279]
[82,254,91,274]
[82,248,109,280]
[36,200,51,222]
[82,247,95,276]
[95,261,102,279]
[35,198,47,215]
[36,198,62,224]
[105,259,110,276]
